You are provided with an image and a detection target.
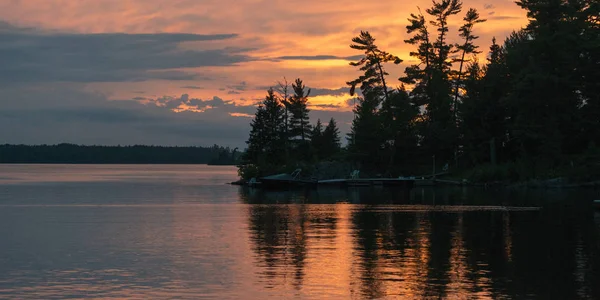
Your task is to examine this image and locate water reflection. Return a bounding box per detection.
[241,187,600,299]
[0,165,598,299]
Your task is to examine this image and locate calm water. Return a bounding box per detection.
[0,164,599,299]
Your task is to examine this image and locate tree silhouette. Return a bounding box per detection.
[347,31,402,103]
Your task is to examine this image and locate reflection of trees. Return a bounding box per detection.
[240,186,599,299]
[243,188,341,290]
[238,186,411,205]
[247,204,308,289]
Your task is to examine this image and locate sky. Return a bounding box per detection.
[0,0,528,148]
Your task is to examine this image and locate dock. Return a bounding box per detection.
[256,169,417,189]
[318,178,415,188]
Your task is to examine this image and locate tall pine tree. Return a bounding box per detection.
[288,78,312,142]
[243,88,286,169]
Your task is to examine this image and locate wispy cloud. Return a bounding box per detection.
[0,23,253,84]
[181,85,204,90]
[0,0,528,146]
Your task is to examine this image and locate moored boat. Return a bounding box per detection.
[259,169,317,188]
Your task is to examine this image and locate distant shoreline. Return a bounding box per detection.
[0,144,240,165]
[0,162,237,165]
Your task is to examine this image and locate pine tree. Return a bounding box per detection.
[347,31,402,103]
[401,0,468,164]
[347,92,384,170]
[310,119,324,159]
[288,78,312,143]
[346,31,400,170]
[276,77,292,162]
[505,0,597,163]
[460,38,510,166]
[452,8,486,120]
[379,88,420,174]
[243,88,286,167]
[322,118,341,159]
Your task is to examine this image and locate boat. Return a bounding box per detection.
[259,169,317,188]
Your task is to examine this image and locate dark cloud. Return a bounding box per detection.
[227,81,248,91]
[274,55,363,61]
[0,22,255,84]
[140,94,255,116]
[488,15,521,20]
[484,4,495,10]
[311,104,341,109]
[227,90,241,94]
[132,96,147,101]
[345,97,361,107]
[253,86,352,97]
[309,87,350,96]
[181,85,203,90]
[0,87,257,147]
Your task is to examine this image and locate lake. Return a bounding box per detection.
[0,164,599,299]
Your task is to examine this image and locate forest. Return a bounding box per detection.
[239,0,599,183]
[0,144,239,164]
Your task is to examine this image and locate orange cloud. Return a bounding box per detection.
[0,0,528,114]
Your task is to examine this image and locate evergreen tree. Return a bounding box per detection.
[401,0,472,164]
[321,118,341,159]
[347,31,402,103]
[452,8,486,120]
[276,77,292,162]
[346,31,401,170]
[310,119,324,159]
[379,88,420,174]
[243,88,286,167]
[459,36,513,167]
[347,92,384,170]
[288,78,312,142]
[504,0,597,165]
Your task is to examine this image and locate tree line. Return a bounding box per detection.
[0,144,240,164]
[240,0,599,182]
[239,78,342,179]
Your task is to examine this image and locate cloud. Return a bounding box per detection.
[139,93,256,115]
[0,22,254,84]
[309,87,350,96]
[311,104,341,109]
[484,4,495,10]
[227,81,248,91]
[181,85,204,90]
[345,97,360,107]
[0,86,256,147]
[487,16,521,21]
[273,55,363,61]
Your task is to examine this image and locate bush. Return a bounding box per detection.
[237,164,260,181]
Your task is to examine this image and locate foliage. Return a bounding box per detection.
[242,88,286,168]
[288,78,312,142]
[346,31,402,101]
[240,81,343,180]
[237,0,600,183]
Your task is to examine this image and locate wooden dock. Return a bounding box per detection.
[258,170,416,189]
[318,178,415,188]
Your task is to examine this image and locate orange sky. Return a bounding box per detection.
[0,0,529,146]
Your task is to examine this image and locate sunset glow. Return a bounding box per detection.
[0,0,529,146]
